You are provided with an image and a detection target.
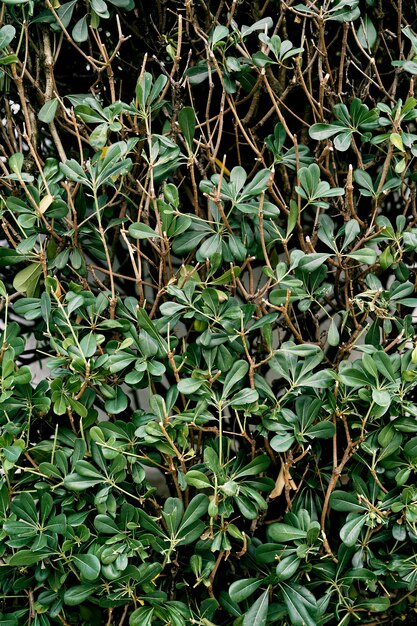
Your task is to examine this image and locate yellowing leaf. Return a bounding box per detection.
[214,158,231,178]
[39,195,54,214]
[390,133,404,152]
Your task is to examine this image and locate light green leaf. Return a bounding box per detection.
[72,15,89,43]
[0,25,16,50]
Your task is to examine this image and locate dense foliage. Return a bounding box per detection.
[2,0,417,624]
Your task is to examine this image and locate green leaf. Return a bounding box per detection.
[94,514,119,534]
[242,590,269,626]
[64,474,103,491]
[229,578,262,603]
[186,64,209,85]
[178,106,196,150]
[177,378,205,394]
[287,200,298,236]
[222,360,249,399]
[230,388,258,407]
[0,54,18,67]
[73,554,101,581]
[13,263,42,296]
[297,254,330,272]
[60,159,90,185]
[185,470,212,489]
[9,152,24,175]
[64,585,97,606]
[327,318,340,346]
[267,523,307,542]
[89,123,108,149]
[0,248,29,266]
[270,432,296,452]
[80,333,97,358]
[338,367,371,387]
[56,0,78,28]
[8,550,52,566]
[276,554,301,581]
[330,491,365,513]
[241,17,273,37]
[234,455,271,479]
[179,494,209,532]
[128,222,161,239]
[340,515,366,547]
[129,607,154,626]
[346,248,377,264]
[356,597,390,612]
[38,98,59,123]
[281,582,318,626]
[309,123,344,141]
[104,386,128,414]
[372,389,391,407]
[72,15,89,43]
[307,421,335,439]
[357,15,377,51]
[90,0,109,17]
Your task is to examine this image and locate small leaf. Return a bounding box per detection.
[327,317,340,346]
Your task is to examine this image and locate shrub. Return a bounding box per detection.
[1,0,417,624]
